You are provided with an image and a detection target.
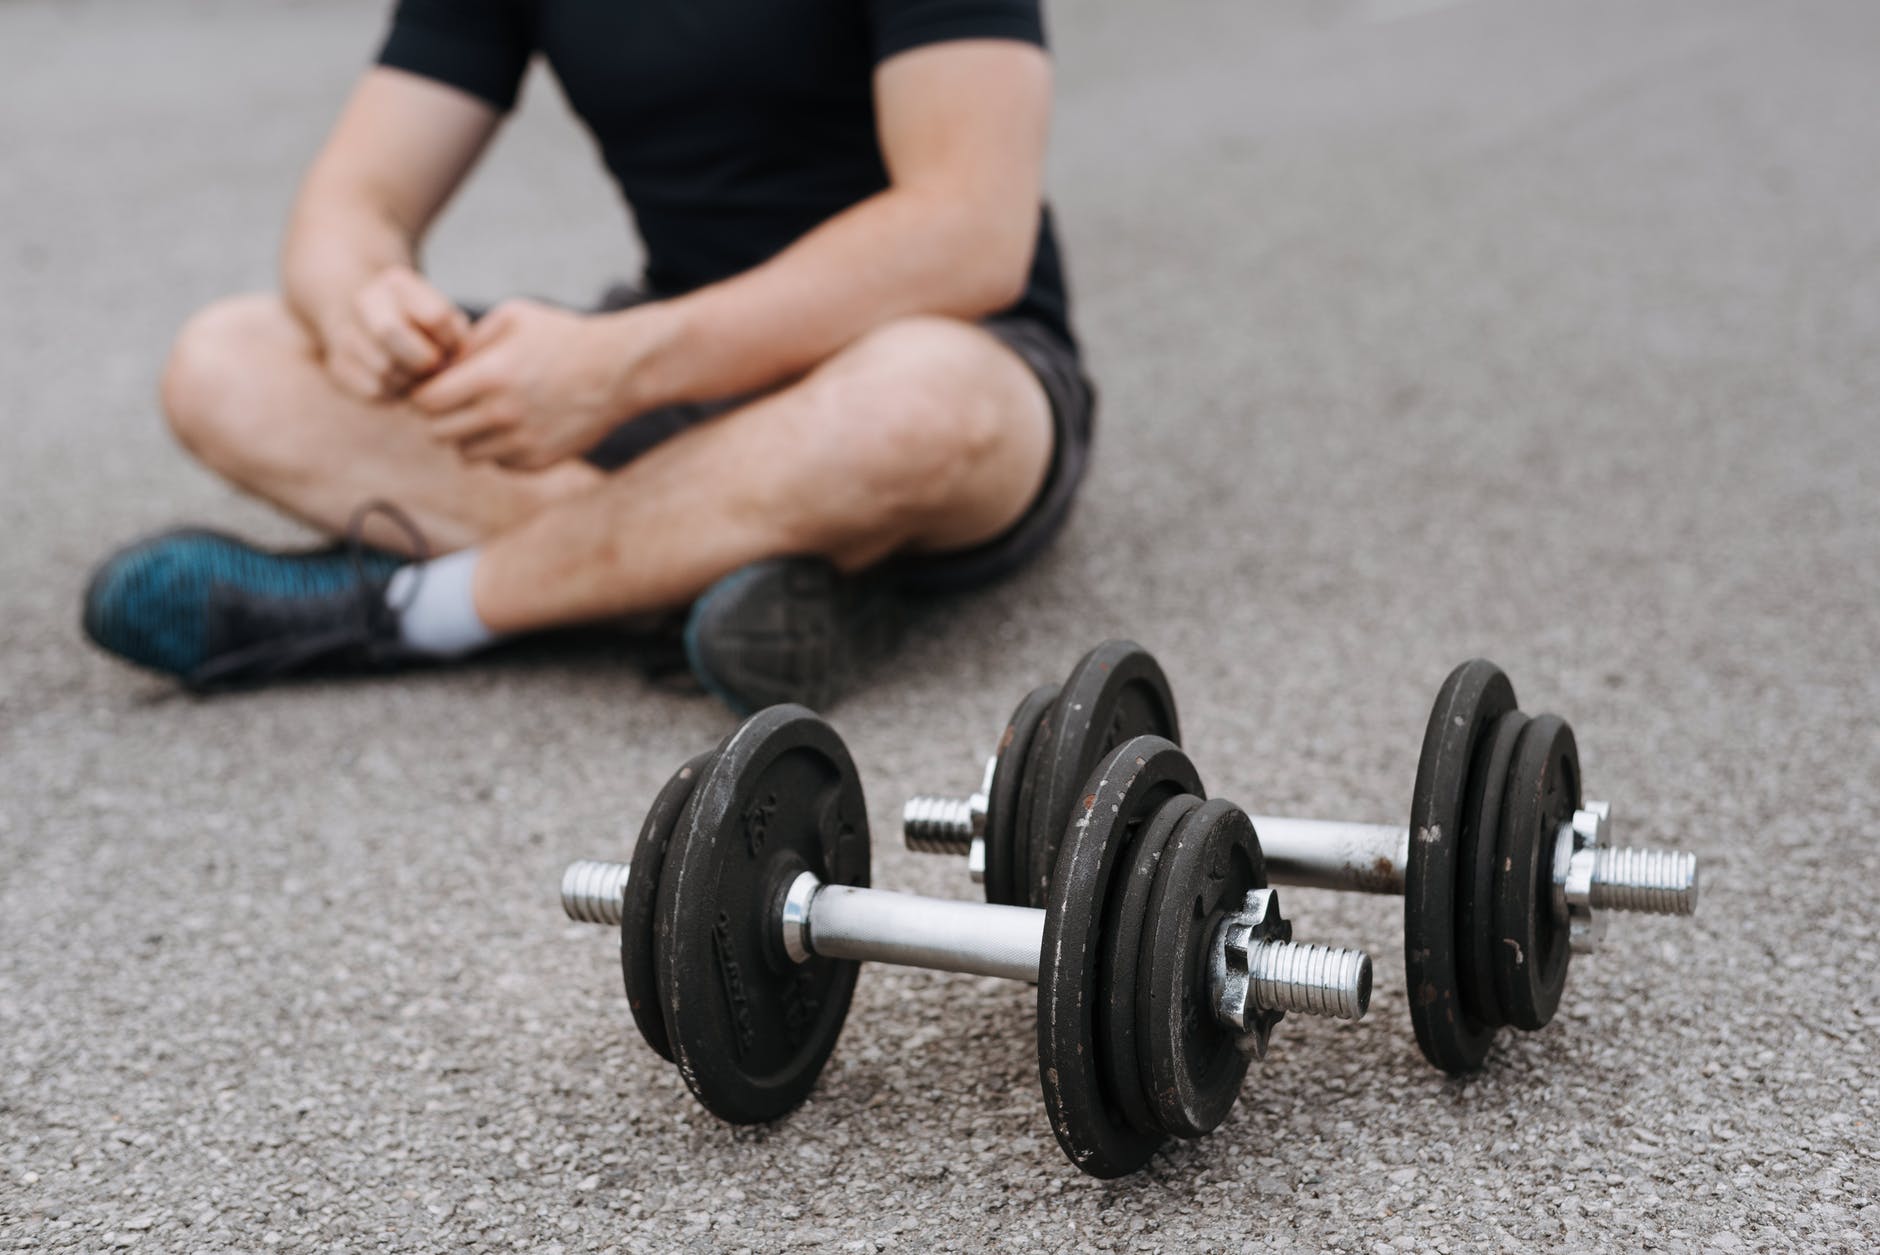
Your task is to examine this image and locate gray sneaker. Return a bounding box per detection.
[682,557,904,714]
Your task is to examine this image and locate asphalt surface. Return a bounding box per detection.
[3,0,1877,1250]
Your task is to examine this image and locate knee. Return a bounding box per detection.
[808,318,1014,522]
[161,294,299,465]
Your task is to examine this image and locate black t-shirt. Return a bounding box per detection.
[378,0,1073,347]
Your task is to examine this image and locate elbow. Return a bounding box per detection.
[962,228,1037,321]
[938,202,1037,318]
[972,244,1033,313]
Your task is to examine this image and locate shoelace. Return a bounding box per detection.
[358,498,432,620]
[184,501,432,690]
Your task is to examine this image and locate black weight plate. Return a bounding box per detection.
[1405,659,1517,1075]
[1456,712,1527,1031]
[1492,713,1580,1032]
[1101,792,1204,1137]
[1024,642,1180,909]
[1012,701,1057,910]
[1038,736,1202,1178]
[984,684,1059,908]
[622,750,716,1062]
[655,706,871,1124]
[1141,797,1266,1140]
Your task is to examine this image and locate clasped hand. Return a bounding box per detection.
[323,267,648,470]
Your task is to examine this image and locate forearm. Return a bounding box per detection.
[280,192,418,346]
[278,69,499,348]
[612,185,1035,412]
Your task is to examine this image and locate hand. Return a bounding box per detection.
[321,265,470,400]
[411,299,650,470]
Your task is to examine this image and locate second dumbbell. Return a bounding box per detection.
[902,646,1700,1073]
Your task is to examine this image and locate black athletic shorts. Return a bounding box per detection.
[569,283,1096,597]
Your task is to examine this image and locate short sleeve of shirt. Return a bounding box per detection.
[377,0,536,112]
[869,0,1046,65]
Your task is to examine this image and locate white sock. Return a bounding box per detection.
[385,548,500,658]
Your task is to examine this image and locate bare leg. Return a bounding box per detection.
[162,299,1052,635]
[472,315,1053,634]
[161,294,603,554]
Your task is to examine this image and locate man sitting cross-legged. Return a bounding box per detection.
[83,0,1094,711]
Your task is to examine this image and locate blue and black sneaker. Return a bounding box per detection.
[82,518,417,691]
[683,556,904,714]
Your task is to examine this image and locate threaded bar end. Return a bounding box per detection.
[1244,940,1372,1021]
[902,795,976,854]
[561,859,631,926]
[1590,846,1699,915]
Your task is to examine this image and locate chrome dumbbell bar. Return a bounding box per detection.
[906,778,1694,949]
[562,860,1371,1027]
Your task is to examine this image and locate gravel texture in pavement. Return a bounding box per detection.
[3,0,1877,1250]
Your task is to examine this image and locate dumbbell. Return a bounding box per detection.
[559,703,1373,1177]
[901,639,1181,909]
[902,648,1701,1074]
